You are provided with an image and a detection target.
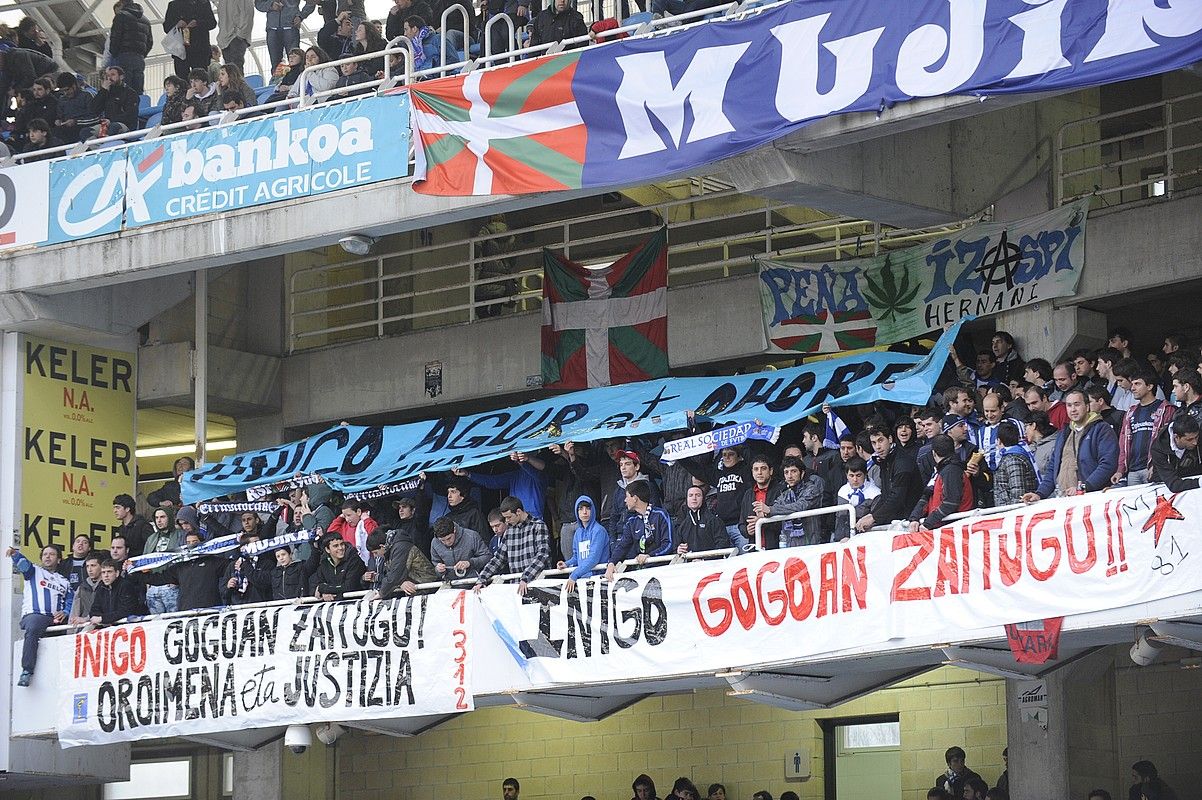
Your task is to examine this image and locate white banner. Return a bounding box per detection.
[58,592,473,747]
[0,161,50,251]
[477,486,1202,684]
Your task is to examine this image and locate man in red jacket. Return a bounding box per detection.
[326,500,378,564]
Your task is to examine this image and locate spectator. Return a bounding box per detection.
[964,778,989,800]
[994,747,1009,797]
[909,435,972,530]
[69,553,104,624]
[436,476,486,541]
[220,532,273,605]
[1024,411,1057,478]
[1128,760,1176,800]
[1024,357,1054,396]
[856,425,920,533]
[404,15,439,71]
[1089,791,1112,800]
[559,495,610,589]
[1114,368,1175,486]
[14,76,57,140]
[1024,389,1119,501]
[267,47,306,101]
[257,0,304,69]
[90,559,146,624]
[988,331,1023,383]
[108,534,132,569]
[1094,347,1133,412]
[1072,349,1098,386]
[767,454,826,547]
[217,0,255,71]
[207,45,223,81]
[672,485,725,554]
[1087,384,1124,434]
[160,75,188,124]
[486,508,506,553]
[1109,326,1133,360]
[546,441,603,560]
[894,416,919,452]
[216,62,258,109]
[299,480,338,534]
[976,392,1025,471]
[1150,415,1201,491]
[669,779,699,800]
[799,420,841,509]
[270,546,311,599]
[1025,384,1067,430]
[387,0,432,42]
[112,492,152,555]
[682,445,750,549]
[751,792,772,800]
[146,456,194,509]
[17,118,55,159]
[706,785,725,800]
[474,495,551,595]
[993,421,1037,506]
[16,17,52,57]
[174,529,227,610]
[462,452,548,529]
[287,45,339,98]
[84,65,140,139]
[306,531,366,599]
[1051,360,1077,401]
[739,455,783,546]
[0,48,59,100]
[377,526,439,597]
[928,792,953,800]
[833,455,879,540]
[51,73,93,143]
[529,0,587,48]
[632,775,657,800]
[353,19,388,70]
[61,533,93,589]
[935,747,984,800]
[180,99,209,128]
[390,495,432,562]
[429,515,491,580]
[110,0,153,93]
[139,507,185,614]
[502,778,521,800]
[1172,369,1202,423]
[164,0,218,79]
[606,480,672,575]
[606,448,662,540]
[7,544,72,686]
[476,214,519,317]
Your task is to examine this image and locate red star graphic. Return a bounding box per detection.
[1142,494,1184,547]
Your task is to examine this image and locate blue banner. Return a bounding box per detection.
[572,0,1202,190]
[182,319,967,502]
[46,149,127,245]
[124,94,410,229]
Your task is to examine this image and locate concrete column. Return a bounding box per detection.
[233,740,283,800]
[995,304,1107,364]
[1006,670,1072,800]
[236,414,287,451]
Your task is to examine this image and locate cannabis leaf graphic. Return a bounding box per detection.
[862,256,921,323]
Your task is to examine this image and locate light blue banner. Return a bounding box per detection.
[182,320,967,502]
[123,93,411,229]
[46,148,127,245]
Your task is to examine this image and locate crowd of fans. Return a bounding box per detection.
[1,0,727,161]
[9,322,1202,689]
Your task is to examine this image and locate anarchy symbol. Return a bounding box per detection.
[976,229,1022,292]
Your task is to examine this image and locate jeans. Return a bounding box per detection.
[114,52,146,95]
[725,523,750,550]
[266,27,301,71]
[146,584,180,615]
[222,36,250,72]
[20,613,53,674]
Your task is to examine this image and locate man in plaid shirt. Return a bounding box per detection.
[473,495,550,596]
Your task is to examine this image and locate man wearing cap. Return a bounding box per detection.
[112,493,153,555]
[606,449,661,541]
[941,413,992,507]
[393,496,433,560]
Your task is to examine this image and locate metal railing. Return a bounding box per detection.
[1055,90,1202,211]
[287,193,971,351]
[752,505,855,551]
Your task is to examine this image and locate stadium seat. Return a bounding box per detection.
[246,74,265,90]
[138,93,152,114]
[621,11,653,25]
[145,112,163,128]
[255,85,277,102]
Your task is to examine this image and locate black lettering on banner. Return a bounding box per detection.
[729,377,785,414]
[0,172,16,228]
[811,361,876,406]
[764,372,816,413]
[297,427,351,474]
[340,426,383,475]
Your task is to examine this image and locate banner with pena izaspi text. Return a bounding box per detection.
[758,201,1088,355]
[58,591,474,747]
[20,336,136,561]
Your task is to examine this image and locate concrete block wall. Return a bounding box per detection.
[332,667,1006,800]
[1113,655,1202,796]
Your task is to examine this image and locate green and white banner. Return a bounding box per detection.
[758,201,1088,355]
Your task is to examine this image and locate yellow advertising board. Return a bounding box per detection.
[20,336,136,559]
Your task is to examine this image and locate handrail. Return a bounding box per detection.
[439,5,472,71]
[752,504,856,551]
[297,44,414,107]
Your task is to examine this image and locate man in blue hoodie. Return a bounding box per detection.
[558,495,609,592]
[606,481,672,580]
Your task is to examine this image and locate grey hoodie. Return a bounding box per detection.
[429,523,492,579]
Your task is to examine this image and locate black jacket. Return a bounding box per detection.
[1,48,59,95]
[306,547,366,598]
[1150,427,1202,492]
[529,5,587,47]
[118,514,154,556]
[111,3,154,57]
[162,0,217,62]
[146,479,182,508]
[90,82,141,131]
[173,553,228,610]
[738,479,784,542]
[91,576,146,623]
[911,459,970,529]
[378,529,439,598]
[220,554,273,605]
[871,445,921,526]
[672,506,727,552]
[272,560,311,600]
[682,456,751,526]
[443,498,487,544]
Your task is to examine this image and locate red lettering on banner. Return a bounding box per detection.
[785,557,814,620]
[1104,500,1118,576]
[891,530,933,601]
[1024,510,1060,581]
[840,548,867,612]
[1067,505,1098,574]
[934,529,959,597]
[998,515,1024,585]
[756,562,787,625]
[693,573,731,636]
[973,518,1000,590]
[1115,501,1129,572]
[816,552,838,617]
[731,568,756,630]
[75,626,147,678]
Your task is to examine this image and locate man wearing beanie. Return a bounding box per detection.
[112,493,153,555]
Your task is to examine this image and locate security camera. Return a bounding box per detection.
[315,723,346,746]
[284,724,312,754]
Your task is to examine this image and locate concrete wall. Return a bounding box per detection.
[331,668,1007,800]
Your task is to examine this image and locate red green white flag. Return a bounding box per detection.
[542,228,669,390]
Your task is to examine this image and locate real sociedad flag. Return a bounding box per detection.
[824,409,850,450]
